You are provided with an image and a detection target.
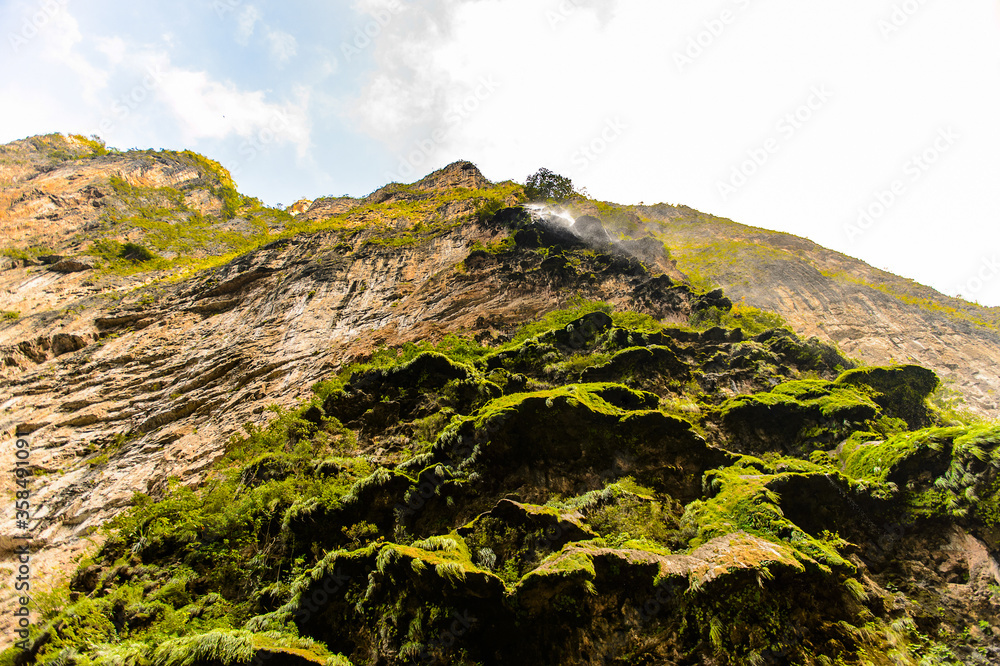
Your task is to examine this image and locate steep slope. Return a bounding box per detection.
[9,303,1000,665]
[566,201,1000,416]
[1,137,998,664]
[0,139,684,646]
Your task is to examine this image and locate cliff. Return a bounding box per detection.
[0,134,997,664]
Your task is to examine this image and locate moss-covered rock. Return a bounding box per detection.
[432,384,731,503]
[579,345,691,385]
[322,352,500,443]
[835,365,940,429]
[457,499,596,583]
[269,541,507,665]
[839,423,1000,535]
[18,297,993,666]
[720,379,880,455]
[510,532,885,665]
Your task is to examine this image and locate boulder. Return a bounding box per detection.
[48,256,95,273]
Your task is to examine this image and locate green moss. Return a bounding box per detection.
[976,475,1000,527]
[584,488,681,549]
[68,134,109,157]
[18,297,973,664]
[839,422,1000,520]
[508,297,664,345]
[838,426,959,484]
[835,365,940,428]
[720,379,880,453]
[683,464,852,574]
[690,302,789,335]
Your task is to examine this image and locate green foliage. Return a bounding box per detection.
[508,297,662,345]
[836,365,940,429]
[524,167,575,202]
[584,489,680,549]
[69,134,109,157]
[91,239,165,273]
[468,235,516,257]
[474,196,507,222]
[720,379,881,454]
[975,475,1000,527]
[690,302,789,335]
[178,150,237,190]
[928,382,982,426]
[683,463,851,573]
[1,310,19,321]
[18,296,983,665]
[588,201,644,237]
[1,245,54,263]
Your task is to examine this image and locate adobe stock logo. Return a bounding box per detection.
[674,0,754,72]
[953,256,1000,304]
[93,65,166,136]
[844,127,958,244]
[384,76,501,184]
[8,0,67,53]
[571,118,627,172]
[878,0,933,39]
[716,85,833,202]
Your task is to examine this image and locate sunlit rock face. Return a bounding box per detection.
[1,140,998,664]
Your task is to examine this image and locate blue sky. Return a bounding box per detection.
[3,0,1000,306]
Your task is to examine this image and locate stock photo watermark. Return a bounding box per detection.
[674,0,754,72]
[8,0,66,53]
[844,126,958,243]
[878,0,933,39]
[571,118,627,172]
[385,76,501,183]
[716,84,834,202]
[12,435,33,649]
[340,0,408,62]
[952,256,1000,303]
[92,65,166,137]
[545,0,587,29]
[230,110,294,177]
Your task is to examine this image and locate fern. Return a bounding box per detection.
[151,630,253,666]
[709,616,725,651]
[434,561,467,583]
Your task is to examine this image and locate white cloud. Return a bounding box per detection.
[266,28,298,64]
[150,57,311,154]
[349,0,627,175]
[96,36,127,65]
[0,0,312,162]
[29,2,109,103]
[236,5,262,45]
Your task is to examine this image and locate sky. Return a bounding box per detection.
[2,0,999,305]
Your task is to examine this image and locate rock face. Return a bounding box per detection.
[1,136,998,664]
[624,202,1000,415]
[15,307,1000,665]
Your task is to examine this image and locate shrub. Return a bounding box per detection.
[475,196,507,222]
[524,168,575,202]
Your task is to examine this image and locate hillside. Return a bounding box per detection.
[0,135,997,665]
[565,200,1000,416]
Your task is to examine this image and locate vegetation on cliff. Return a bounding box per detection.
[2,149,998,665]
[7,285,998,664]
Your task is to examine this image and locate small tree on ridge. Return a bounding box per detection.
[524,168,575,202]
